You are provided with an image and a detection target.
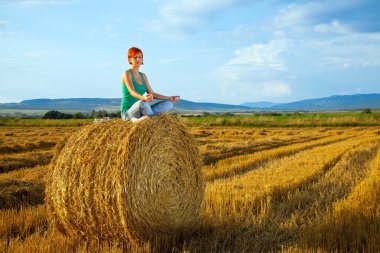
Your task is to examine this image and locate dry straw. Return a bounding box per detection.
[45,114,204,243]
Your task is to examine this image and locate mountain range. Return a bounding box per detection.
[0,93,379,113]
[266,93,380,111]
[0,98,251,112]
[240,101,278,108]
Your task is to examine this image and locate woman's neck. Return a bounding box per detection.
[131,66,140,74]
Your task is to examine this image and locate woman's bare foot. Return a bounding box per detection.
[130,115,149,123]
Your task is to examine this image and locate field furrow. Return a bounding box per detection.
[201,134,329,165]
[195,127,339,165]
[203,135,380,222]
[0,127,73,156]
[0,165,47,210]
[0,150,53,173]
[202,133,357,181]
[299,143,380,252]
[261,141,380,251]
[270,140,379,220]
[0,141,56,155]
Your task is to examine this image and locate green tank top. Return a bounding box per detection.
[121,69,147,113]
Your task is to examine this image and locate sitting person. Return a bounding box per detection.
[120,47,180,123]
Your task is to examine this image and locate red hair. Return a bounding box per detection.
[127,47,143,65]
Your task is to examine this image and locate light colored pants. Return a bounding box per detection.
[121,100,173,121]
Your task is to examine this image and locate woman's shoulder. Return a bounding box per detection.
[140,72,148,79]
[123,69,132,77]
[122,70,131,83]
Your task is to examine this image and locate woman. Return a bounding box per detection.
[121,47,180,122]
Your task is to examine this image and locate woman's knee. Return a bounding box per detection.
[151,100,173,114]
[140,101,154,115]
[140,101,151,110]
[164,100,173,109]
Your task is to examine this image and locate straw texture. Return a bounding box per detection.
[45,114,204,243]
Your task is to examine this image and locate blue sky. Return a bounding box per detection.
[1,0,380,104]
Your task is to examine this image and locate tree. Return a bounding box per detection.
[362,108,372,114]
[42,110,60,119]
[42,110,74,119]
[73,112,85,119]
[91,109,109,118]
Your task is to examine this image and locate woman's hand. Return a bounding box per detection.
[170,96,180,102]
[143,94,154,102]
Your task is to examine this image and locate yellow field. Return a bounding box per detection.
[0,124,379,252]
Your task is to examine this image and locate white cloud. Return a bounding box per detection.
[273,0,360,29]
[159,0,240,17]
[313,20,351,34]
[271,0,379,36]
[211,38,293,102]
[313,33,380,69]
[213,28,380,102]
[213,65,292,102]
[260,81,291,97]
[227,40,289,71]
[147,0,246,35]
[213,42,292,102]
[274,2,322,29]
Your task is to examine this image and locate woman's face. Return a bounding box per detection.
[131,52,143,66]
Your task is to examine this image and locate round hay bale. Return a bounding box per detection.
[45,114,204,243]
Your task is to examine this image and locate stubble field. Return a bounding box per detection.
[0,120,379,252]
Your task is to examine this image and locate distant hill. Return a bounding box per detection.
[268,93,380,110]
[174,100,251,112]
[0,98,121,111]
[1,93,379,113]
[0,98,252,112]
[240,101,278,108]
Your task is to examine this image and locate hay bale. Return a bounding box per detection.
[45,114,204,243]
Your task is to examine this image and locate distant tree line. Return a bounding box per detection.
[361,108,372,114]
[42,110,120,119]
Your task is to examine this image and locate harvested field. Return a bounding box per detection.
[0,122,379,252]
